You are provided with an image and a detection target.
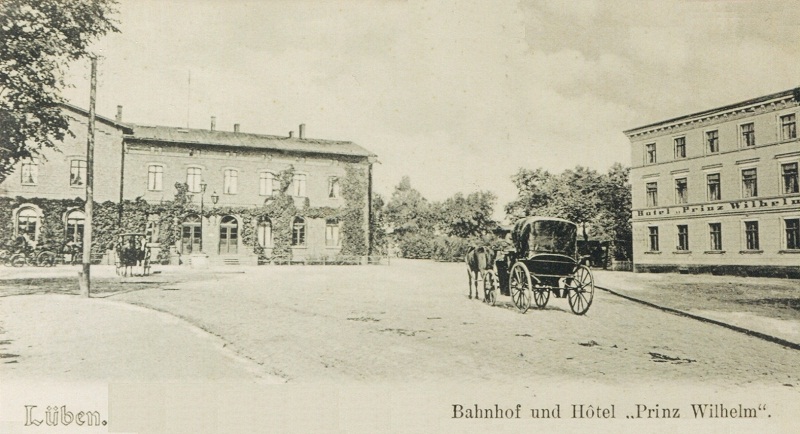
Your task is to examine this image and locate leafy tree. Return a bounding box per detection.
[370,192,387,254]
[0,0,119,181]
[505,164,632,258]
[435,190,497,238]
[593,163,632,259]
[506,166,602,238]
[384,176,434,237]
[505,168,556,219]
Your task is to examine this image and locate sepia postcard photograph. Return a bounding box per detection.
[0,0,799,432]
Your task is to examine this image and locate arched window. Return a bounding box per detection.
[17,207,39,242]
[257,217,272,247]
[219,215,239,254]
[66,210,86,243]
[291,217,306,246]
[181,214,201,254]
[325,218,340,247]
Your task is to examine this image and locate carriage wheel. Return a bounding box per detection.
[567,265,594,315]
[37,251,56,267]
[532,284,550,309]
[509,262,532,313]
[10,254,26,268]
[483,270,497,306]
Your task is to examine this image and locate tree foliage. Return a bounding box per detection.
[384,176,434,237]
[383,176,501,260]
[0,0,119,180]
[505,164,632,258]
[370,192,387,254]
[433,190,497,238]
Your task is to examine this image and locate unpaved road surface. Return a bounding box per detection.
[98,260,800,387]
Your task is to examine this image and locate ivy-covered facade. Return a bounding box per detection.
[0,104,377,265]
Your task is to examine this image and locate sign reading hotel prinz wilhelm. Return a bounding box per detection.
[633,195,800,220]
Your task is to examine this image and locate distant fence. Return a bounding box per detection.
[610,260,633,272]
[262,255,391,266]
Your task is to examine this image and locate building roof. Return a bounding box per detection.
[125,124,376,159]
[62,103,134,134]
[624,87,800,137]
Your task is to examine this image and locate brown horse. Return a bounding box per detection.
[465,246,496,300]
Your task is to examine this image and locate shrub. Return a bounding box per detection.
[431,235,471,262]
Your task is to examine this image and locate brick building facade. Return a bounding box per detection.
[625,88,800,277]
[0,104,376,265]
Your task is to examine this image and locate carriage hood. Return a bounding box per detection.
[512,217,578,259]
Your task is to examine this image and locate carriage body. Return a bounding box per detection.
[493,217,594,315]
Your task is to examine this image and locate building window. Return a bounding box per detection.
[293,174,307,197]
[645,143,656,165]
[257,218,272,247]
[709,223,722,251]
[648,227,659,252]
[744,221,759,251]
[706,130,719,153]
[741,168,757,198]
[16,207,39,242]
[786,219,800,250]
[21,159,38,185]
[673,137,686,159]
[223,169,238,194]
[645,182,658,207]
[675,178,688,204]
[147,165,163,191]
[291,217,306,246]
[707,173,721,201]
[66,210,86,243]
[325,218,340,247]
[70,160,87,187]
[260,172,280,196]
[219,215,239,254]
[328,177,340,199]
[676,225,689,251]
[782,162,799,194]
[781,113,796,140]
[740,123,755,147]
[186,167,202,193]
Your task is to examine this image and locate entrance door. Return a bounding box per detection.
[181,215,201,254]
[219,216,238,254]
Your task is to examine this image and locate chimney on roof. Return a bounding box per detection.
[299,123,305,139]
[289,131,294,138]
[115,105,123,122]
[234,123,240,133]
[211,116,216,131]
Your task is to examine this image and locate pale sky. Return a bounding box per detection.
[62,0,800,217]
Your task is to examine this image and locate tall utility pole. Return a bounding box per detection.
[79,56,97,297]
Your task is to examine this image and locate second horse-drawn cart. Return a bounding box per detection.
[115,233,153,277]
[485,217,595,315]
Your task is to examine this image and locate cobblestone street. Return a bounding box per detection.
[4,260,789,387]
[2,260,799,433]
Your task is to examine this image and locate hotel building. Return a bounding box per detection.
[625,88,800,278]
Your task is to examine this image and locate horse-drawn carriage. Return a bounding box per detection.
[483,216,595,315]
[115,233,152,277]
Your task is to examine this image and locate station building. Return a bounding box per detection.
[625,88,800,278]
[0,104,377,265]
